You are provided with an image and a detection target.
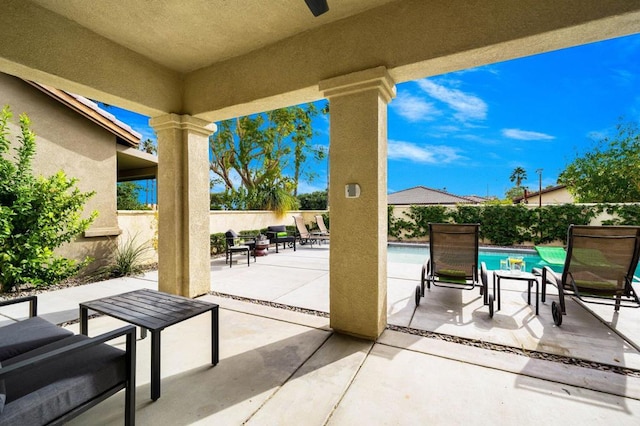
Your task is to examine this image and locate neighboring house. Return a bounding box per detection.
[513,184,574,205]
[0,72,158,272]
[388,186,483,205]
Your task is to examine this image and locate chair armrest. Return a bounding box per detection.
[542,266,559,286]
[0,325,136,381]
[480,262,488,288]
[0,295,37,317]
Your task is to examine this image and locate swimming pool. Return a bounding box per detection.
[387,243,559,273]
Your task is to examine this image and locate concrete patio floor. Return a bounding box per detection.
[3,243,640,424]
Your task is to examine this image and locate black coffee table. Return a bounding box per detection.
[80,289,219,401]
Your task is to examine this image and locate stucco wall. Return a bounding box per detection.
[116,210,329,265]
[0,73,119,271]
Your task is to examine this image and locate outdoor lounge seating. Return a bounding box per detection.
[415,223,492,316]
[314,215,330,236]
[534,245,566,271]
[293,215,329,246]
[225,229,256,267]
[266,225,296,253]
[0,296,136,425]
[541,225,640,326]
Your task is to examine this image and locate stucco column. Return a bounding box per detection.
[320,67,396,339]
[149,114,215,298]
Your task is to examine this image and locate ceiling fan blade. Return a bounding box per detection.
[304,0,329,17]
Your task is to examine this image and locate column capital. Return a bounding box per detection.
[150,113,217,137]
[320,66,396,103]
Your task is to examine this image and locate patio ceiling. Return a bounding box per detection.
[2,1,639,120]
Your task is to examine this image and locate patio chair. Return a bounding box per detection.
[415,223,492,316]
[293,215,329,246]
[225,230,256,267]
[315,215,330,236]
[541,225,640,326]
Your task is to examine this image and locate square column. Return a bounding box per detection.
[320,67,395,339]
[150,114,215,298]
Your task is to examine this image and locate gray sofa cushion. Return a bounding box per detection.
[0,316,73,362]
[1,334,126,425]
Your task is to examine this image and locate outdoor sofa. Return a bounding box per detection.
[0,296,136,425]
[266,225,296,253]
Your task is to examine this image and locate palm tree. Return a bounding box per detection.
[140,138,157,155]
[510,167,527,187]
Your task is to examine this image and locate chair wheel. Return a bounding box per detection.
[488,294,494,318]
[552,301,563,326]
[415,286,421,306]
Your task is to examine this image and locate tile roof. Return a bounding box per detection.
[513,184,567,202]
[388,186,478,205]
[25,80,142,147]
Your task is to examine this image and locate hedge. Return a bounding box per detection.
[389,204,609,245]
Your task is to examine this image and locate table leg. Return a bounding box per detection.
[211,307,219,366]
[140,328,147,340]
[535,279,539,315]
[80,306,88,335]
[151,331,161,401]
[492,274,496,307]
[527,280,532,305]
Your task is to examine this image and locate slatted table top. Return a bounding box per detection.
[80,288,218,332]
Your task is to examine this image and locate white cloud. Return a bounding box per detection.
[416,79,487,121]
[388,140,463,164]
[392,91,438,122]
[502,128,555,140]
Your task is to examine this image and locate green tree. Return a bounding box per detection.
[139,138,157,154]
[117,182,149,210]
[559,121,640,202]
[0,106,97,292]
[509,166,527,187]
[504,186,525,201]
[209,104,326,212]
[298,190,328,210]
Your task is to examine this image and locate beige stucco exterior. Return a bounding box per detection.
[0,73,121,270]
[2,0,639,338]
[526,186,575,205]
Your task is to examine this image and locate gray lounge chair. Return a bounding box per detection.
[415,223,491,316]
[542,225,640,326]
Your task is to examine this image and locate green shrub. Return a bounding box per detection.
[387,203,603,246]
[403,205,451,239]
[0,106,97,293]
[531,204,596,243]
[600,204,640,225]
[480,204,533,245]
[210,233,226,255]
[99,233,151,278]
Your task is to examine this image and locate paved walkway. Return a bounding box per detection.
[2,243,640,425]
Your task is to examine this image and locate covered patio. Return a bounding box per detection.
[2,1,640,339]
[3,244,637,424]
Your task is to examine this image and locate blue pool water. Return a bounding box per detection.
[387,244,559,273]
[388,244,640,278]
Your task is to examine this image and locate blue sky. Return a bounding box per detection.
[106,32,640,199]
